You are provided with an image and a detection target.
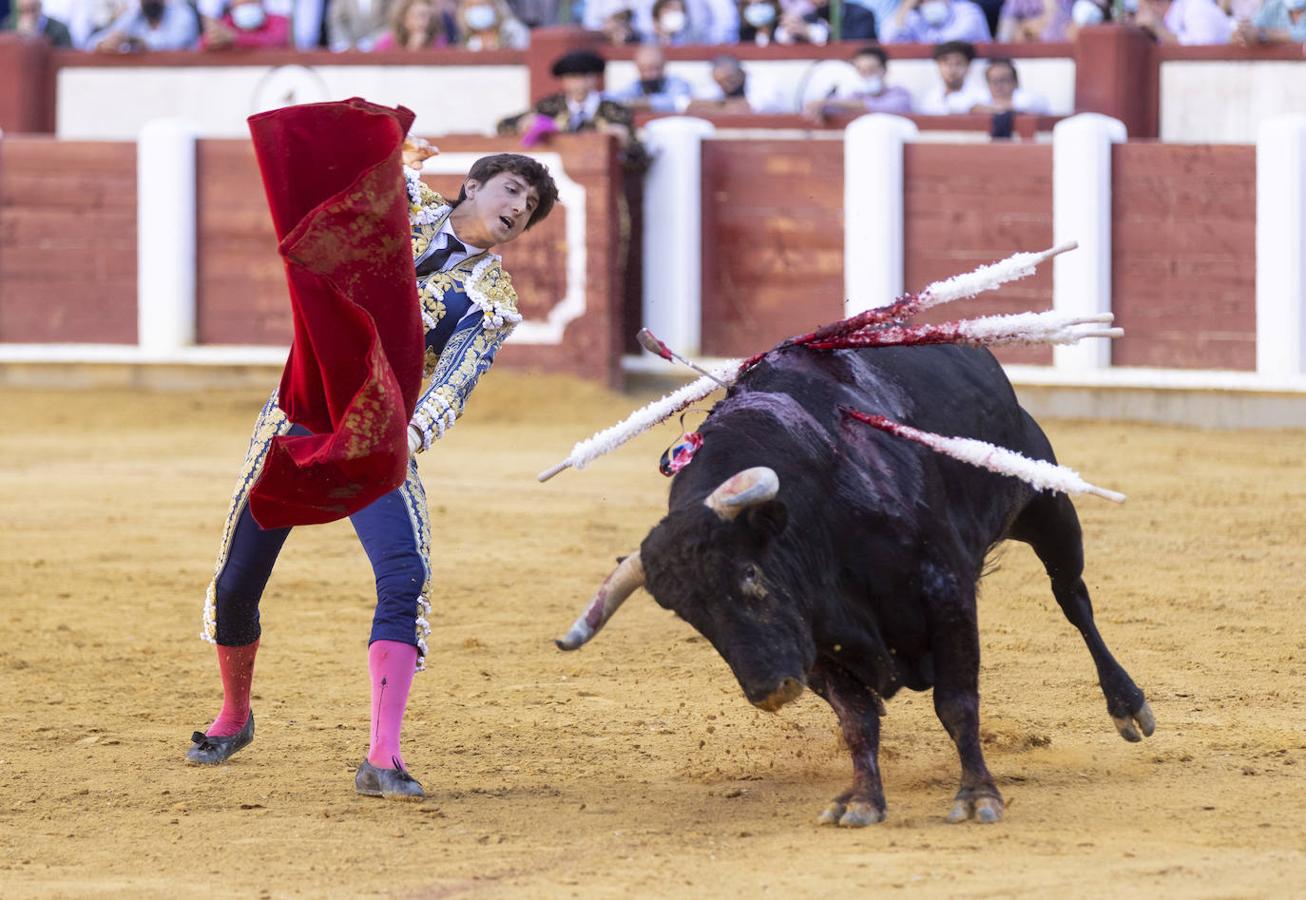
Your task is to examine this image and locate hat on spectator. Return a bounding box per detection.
[552,50,606,77]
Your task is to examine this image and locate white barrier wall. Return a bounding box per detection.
[57,64,529,139]
[1160,61,1306,144]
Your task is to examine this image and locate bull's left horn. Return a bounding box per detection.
[555,551,645,651]
[704,467,780,520]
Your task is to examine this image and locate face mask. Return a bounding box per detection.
[659,9,686,32]
[1071,0,1104,25]
[640,77,666,94]
[858,74,884,95]
[743,3,775,26]
[919,0,950,26]
[1120,0,1138,11]
[231,3,266,29]
[465,4,497,29]
[141,0,165,17]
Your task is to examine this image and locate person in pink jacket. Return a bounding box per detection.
[201,0,291,49]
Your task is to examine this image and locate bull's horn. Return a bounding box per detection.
[555,551,645,651]
[704,467,780,520]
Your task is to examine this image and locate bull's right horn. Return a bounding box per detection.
[704,467,780,520]
[555,551,645,651]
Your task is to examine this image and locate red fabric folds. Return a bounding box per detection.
[246,99,424,529]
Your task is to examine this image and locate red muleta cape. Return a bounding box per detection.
[246,99,424,529]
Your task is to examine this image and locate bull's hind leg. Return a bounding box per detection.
[810,663,886,828]
[1010,492,1155,742]
[923,565,1004,824]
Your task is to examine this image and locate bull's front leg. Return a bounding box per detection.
[924,570,1004,824]
[810,662,886,828]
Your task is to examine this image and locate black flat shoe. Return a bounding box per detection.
[355,758,425,801]
[185,712,254,766]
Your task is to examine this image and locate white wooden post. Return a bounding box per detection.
[1052,113,1126,371]
[642,116,715,356]
[137,119,197,358]
[1256,114,1306,377]
[844,114,918,315]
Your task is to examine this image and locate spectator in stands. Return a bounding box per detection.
[642,0,696,42]
[92,0,199,50]
[43,0,129,48]
[328,0,395,50]
[373,0,450,47]
[610,43,695,111]
[600,5,640,42]
[690,53,791,112]
[200,0,291,48]
[806,0,879,38]
[970,57,1048,114]
[1133,0,1233,42]
[881,0,991,41]
[916,39,986,114]
[738,0,831,43]
[1063,0,1111,38]
[504,0,556,27]
[995,0,1070,40]
[454,0,527,48]
[803,43,912,121]
[3,0,74,45]
[1232,0,1306,44]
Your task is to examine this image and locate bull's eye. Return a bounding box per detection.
[740,564,766,598]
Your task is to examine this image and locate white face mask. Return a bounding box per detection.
[858,74,884,95]
[659,9,686,33]
[231,2,266,28]
[919,0,950,26]
[465,4,497,29]
[743,2,775,26]
[1071,0,1105,25]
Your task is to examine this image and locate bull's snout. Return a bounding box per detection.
[748,676,806,713]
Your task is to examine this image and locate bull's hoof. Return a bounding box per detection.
[945,792,1003,824]
[1111,700,1156,743]
[817,800,886,828]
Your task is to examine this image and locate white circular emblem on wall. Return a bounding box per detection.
[251,66,331,114]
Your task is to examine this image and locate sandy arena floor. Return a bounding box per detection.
[0,374,1303,898]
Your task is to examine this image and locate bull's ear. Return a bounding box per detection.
[743,500,787,543]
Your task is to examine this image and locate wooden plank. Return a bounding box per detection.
[1111,143,1255,371]
[904,143,1054,365]
[0,139,137,343]
[701,140,844,357]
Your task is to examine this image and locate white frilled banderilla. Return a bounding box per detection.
[538,240,1124,506]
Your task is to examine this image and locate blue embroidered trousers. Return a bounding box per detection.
[202,395,433,662]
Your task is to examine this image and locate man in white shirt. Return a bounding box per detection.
[970,57,1049,115]
[915,40,988,116]
[1135,0,1233,44]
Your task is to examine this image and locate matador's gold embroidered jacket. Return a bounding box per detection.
[404,168,521,452]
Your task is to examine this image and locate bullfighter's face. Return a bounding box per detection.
[640,502,816,712]
[453,171,539,248]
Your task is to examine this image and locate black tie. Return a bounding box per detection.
[416,235,465,277]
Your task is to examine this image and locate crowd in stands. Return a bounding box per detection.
[1,0,1302,52]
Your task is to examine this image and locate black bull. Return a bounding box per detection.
[557,343,1154,826]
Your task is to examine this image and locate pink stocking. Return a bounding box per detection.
[368,640,418,770]
[207,639,259,737]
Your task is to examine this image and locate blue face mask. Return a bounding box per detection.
[464,4,497,29]
[920,0,950,26]
[743,2,776,27]
[1071,0,1104,24]
[231,2,266,29]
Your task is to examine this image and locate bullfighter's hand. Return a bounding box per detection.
[402,136,439,170]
